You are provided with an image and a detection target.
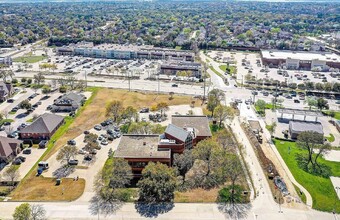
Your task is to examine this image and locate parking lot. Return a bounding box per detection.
[0,147,47,181]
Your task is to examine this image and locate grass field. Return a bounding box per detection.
[273,139,340,212]
[209,66,225,79]
[13,55,46,63]
[219,65,236,75]
[326,134,335,143]
[11,177,85,201]
[175,188,220,203]
[323,111,340,120]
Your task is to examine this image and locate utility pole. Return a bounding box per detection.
[157,73,160,95]
[84,70,87,88]
[274,81,278,110]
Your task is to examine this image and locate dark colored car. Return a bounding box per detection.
[39,140,48,148]
[83,130,90,135]
[23,148,32,154]
[67,139,76,145]
[294,99,300,103]
[68,159,79,166]
[172,84,178,87]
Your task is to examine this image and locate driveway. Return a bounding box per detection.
[43,126,120,201]
[0,147,46,181]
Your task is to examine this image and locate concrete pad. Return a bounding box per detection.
[314,149,340,162]
[330,176,340,200]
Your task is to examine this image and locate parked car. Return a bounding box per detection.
[7,99,14,103]
[68,159,79,166]
[101,140,109,145]
[39,140,48,148]
[23,148,32,154]
[171,84,178,87]
[83,130,90,135]
[94,125,102,131]
[294,99,300,103]
[3,121,11,126]
[67,139,76,145]
[89,149,97,155]
[12,158,22,165]
[17,156,26,162]
[84,154,93,161]
[78,149,88,155]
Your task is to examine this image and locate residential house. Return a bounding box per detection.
[19,113,64,140]
[51,92,86,113]
[0,81,13,102]
[0,136,23,163]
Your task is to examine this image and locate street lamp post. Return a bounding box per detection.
[333,186,340,214]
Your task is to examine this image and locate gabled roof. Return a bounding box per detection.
[61,93,84,103]
[20,113,64,134]
[0,81,9,94]
[165,124,189,142]
[0,136,22,157]
[171,115,212,137]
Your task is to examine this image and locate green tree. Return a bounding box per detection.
[297,131,326,172]
[137,162,177,203]
[207,89,225,117]
[19,99,31,110]
[13,203,31,220]
[106,100,124,122]
[122,106,138,122]
[173,149,194,182]
[157,102,169,116]
[317,98,328,110]
[214,105,235,128]
[255,99,266,114]
[304,97,317,110]
[41,85,51,95]
[266,122,277,137]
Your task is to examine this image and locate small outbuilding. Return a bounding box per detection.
[289,121,324,139]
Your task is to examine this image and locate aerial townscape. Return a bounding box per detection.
[0,0,339,219]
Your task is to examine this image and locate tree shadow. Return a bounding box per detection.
[88,194,124,217]
[134,202,174,218]
[217,203,252,219]
[52,165,75,178]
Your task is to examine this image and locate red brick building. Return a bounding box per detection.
[19,113,64,140]
[114,115,211,177]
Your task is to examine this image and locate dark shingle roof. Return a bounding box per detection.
[114,135,170,159]
[165,124,188,142]
[171,115,212,137]
[20,113,64,134]
[0,136,22,157]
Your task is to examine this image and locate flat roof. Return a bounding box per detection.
[261,50,340,63]
[289,121,323,134]
[114,134,170,159]
[278,108,323,117]
[171,115,212,137]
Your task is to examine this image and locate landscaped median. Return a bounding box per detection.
[273,139,340,212]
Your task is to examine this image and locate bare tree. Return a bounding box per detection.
[56,145,77,164]
[4,165,20,188]
[31,204,46,220]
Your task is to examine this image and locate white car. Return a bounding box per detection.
[78,149,88,155]
[101,140,109,145]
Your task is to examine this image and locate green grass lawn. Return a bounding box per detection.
[13,55,46,63]
[326,134,335,143]
[219,65,236,75]
[323,111,340,120]
[209,66,225,79]
[0,119,14,125]
[273,139,340,212]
